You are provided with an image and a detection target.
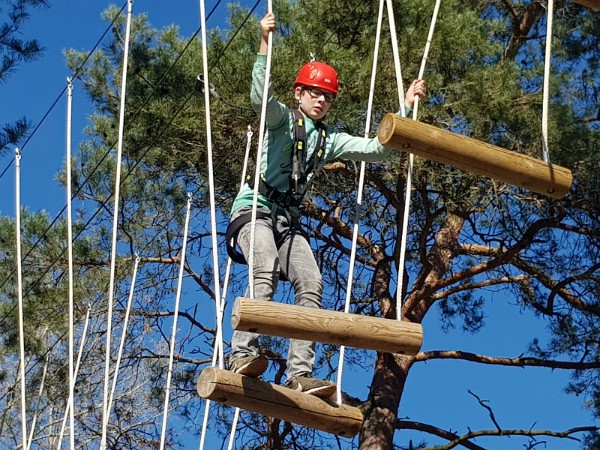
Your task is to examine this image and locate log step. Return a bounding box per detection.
[232,297,423,356]
[197,367,363,437]
[377,114,573,199]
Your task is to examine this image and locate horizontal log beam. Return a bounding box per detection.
[573,0,600,10]
[197,367,363,437]
[377,114,573,199]
[232,297,423,355]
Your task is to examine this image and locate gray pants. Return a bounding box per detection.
[230,206,323,380]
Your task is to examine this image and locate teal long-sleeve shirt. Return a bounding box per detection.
[231,55,397,216]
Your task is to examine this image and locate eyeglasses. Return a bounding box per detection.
[304,88,336,104]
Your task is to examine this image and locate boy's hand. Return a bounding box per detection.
[260,12,276,40]
[405,79,427,110]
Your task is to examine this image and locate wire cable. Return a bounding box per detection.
[0,0,243,304]
[197,124,254,449]
[0,2,128,181]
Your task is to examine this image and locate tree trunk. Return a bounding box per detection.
[359,353,413,450]
[359,212,465,448]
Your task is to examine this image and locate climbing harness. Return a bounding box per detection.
[226,108,327,265]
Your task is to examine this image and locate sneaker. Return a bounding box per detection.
[285,375,336,398]
[229,354,268,378]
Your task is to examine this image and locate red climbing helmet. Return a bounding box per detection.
[294,61,339,94]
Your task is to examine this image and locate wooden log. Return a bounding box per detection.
[573,0,600,10]
[197,367,363,437]
[232,297,423,355]
[377,114,573,199]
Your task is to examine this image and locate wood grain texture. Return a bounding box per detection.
[232,297,423,355]
[197,367,363,436]
[377,114,573,199]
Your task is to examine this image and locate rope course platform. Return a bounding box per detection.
[377,114,573,199]
[197,367,363,437]
[232,297,423,355]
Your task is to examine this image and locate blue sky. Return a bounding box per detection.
[0,1,596,449]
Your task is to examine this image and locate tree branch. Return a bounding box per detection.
[396,419,486,450]
[423,426,598,450]
[414,349,600,370]
[468,390,501,431]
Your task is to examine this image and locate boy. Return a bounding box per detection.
[227,12,426,398]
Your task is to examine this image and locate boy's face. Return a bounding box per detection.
[294,86,335,121]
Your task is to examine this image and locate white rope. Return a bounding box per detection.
[106,255,140,418]
[15,147,29,450]
[26,355,49,449]
[198,127,253,450]
[159,193,193,450]
[57,305,92,449]
[65,77,76,450]
[336,0,386,405]
[196,2,250,447]
[386,0,407,118]
[541,0,554,164]
[198,255,235,450]
[198,0,225,370]
[247,0,273,299]
[198,254,232,450]
[227,1,274,442]
[100,1,133,447]
[227,407,241,450]
[395,0,441,320]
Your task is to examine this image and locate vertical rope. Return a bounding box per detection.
[226,407,241,450]
[57,305,92,448]
[395,0,441,320]
[198,0,225,370]
[196,2,247,447]
[198,128,252,450]
[386,0,407,117]
[248,0,273,299]
[15,147,28,450]
[100,1,133,447]
[65,77,76,450]
[541,0,554,164]
[159,193,193,450]
[27,355,49,449]
[336,0,386,405]
[227,1,274,442]
[106,255,140,418]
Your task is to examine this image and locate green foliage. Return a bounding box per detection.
[1,0,599,448]
[0,0,49,155]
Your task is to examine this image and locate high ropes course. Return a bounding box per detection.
[3,0,593,448]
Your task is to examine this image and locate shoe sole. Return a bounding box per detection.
[234,357,268,378]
